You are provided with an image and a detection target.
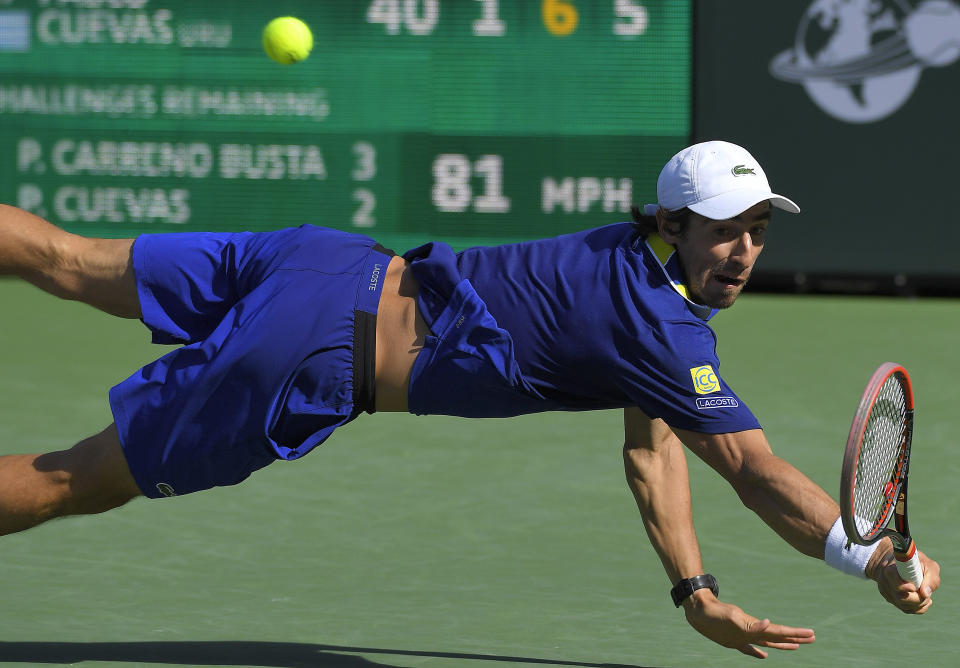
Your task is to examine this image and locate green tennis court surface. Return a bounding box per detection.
[1,278,957,668]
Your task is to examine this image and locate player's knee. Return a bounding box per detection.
[29,465,76,524]
[33,456,137,521]
[29,235,138,316]
[34,426,142,519]
[64,237,140,318]
[64,470,139,517]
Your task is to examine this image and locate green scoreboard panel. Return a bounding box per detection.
[0,0,691,249]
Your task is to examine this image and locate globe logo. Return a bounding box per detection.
[770,0,960,123]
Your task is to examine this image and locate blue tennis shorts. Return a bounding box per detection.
[109,225,392,499]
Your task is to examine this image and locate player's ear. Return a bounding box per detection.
[656,208,683,244]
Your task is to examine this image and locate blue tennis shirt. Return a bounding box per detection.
[403,223,760,434]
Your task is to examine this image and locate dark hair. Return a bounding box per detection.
[630,205,693,238]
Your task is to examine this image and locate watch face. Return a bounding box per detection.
[670,580,694,606]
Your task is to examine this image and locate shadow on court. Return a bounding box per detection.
[0,641,660,668]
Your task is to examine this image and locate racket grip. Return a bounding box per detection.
[895,540,924,588]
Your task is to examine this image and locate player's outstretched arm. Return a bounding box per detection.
[673,427,942,612]
[623,409,815,658]
[622,408,703,585]
[0,203,139,318]
[674,427,842,558]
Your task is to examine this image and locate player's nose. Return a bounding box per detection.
[728,232,757,266]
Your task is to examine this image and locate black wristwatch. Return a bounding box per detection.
[670,574,719,607]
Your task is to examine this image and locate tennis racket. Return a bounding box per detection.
[840,362,923,587]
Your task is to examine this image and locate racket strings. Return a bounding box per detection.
[853,375,907,539]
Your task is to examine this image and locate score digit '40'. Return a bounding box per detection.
[367,0,649,37]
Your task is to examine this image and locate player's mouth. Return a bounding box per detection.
[712,272,746,288]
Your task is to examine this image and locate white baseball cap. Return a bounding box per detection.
[654,141,800,220]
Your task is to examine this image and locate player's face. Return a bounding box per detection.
[666,202,771,309]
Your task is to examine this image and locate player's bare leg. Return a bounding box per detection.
[0,203,140,318]
[1,206,144,534]
[0,424,142,536]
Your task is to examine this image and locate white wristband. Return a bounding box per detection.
[824,516,878,578]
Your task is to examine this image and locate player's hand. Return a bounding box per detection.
[867,542,941,614]
[681,589,816,659]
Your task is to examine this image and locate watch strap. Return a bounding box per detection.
[670,573,719,607]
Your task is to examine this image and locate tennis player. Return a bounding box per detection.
[0,141,940,659]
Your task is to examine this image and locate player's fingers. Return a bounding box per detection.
[737,644,768,659]
[754,636,815,649]
[890,575,927,603]
[733,618,772,659]
[893,590,931,613]
[919,554,941,598]
[896,583,917,601]
[752,621,816,643]
[904,595,934,615]
[891,590,918,610]
[746,619,815,652]
[765,636,817,646]
[882,566,922,606]
[771,626,816,640]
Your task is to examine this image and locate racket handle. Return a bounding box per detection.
[895,540,924,588]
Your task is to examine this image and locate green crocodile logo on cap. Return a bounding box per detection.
[731,165,756,176]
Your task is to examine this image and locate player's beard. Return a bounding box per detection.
[696,260,752,310]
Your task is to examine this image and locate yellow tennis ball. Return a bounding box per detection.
[262,16,313,65]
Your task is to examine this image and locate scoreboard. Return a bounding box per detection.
[0,0,691,249]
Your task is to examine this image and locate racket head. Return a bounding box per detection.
[840,363,914,546]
